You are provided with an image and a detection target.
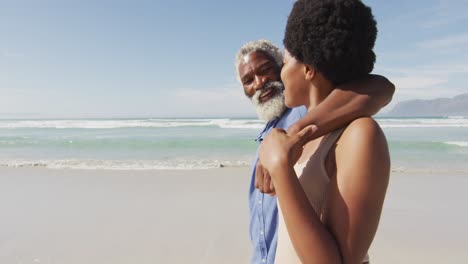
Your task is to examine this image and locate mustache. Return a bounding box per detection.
[261,81,283,92]
[251,81,284,103]
[251,81,286,121]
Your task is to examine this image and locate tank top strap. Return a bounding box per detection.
[316,127,346,164]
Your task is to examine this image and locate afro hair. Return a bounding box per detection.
[284,0,377,86]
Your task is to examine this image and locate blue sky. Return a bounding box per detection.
[1,0,467,118]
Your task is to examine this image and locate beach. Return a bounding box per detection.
[3,0,468,261]
[0,117,467,263]
[0,167,251,264]
[1,167,467,263]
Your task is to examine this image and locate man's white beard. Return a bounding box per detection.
[251,81,287,121]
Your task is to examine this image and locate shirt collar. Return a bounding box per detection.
[255,118,279,142]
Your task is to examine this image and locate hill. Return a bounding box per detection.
[387,93,468,117]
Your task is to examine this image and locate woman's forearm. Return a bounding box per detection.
[272,166,342,264]
[287,74,395,138]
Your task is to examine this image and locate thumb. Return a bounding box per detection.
[295,125,318,145]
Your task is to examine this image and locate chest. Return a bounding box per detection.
[294,137,338,219]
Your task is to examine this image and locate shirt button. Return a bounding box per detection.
[262,259,266,263]
[260,231,264,235]
[258,200,262,204]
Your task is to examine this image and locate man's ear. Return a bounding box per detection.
[303,64,316,81]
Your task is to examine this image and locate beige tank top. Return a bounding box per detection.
[275,128,369,263]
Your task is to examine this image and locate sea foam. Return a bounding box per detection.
[0,159,252,170]
[2,118,468,129]
[377,118,468,128]
[0,119,265,129]
[444,141,468,147]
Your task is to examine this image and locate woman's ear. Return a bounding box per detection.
[303,64,316,81]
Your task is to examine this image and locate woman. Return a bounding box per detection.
[258,1,390,263]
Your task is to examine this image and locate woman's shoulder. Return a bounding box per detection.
[342,117,383,141]
[332,118,390,190]
[336,117,388,160]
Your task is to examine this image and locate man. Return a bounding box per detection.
[235,39,394,264]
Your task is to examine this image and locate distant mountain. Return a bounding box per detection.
[387,93,468,117]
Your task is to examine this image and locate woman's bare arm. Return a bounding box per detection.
[324,118,390,263]
[287,74,395,139]
[258,118,390,263]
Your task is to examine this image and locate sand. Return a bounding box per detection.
[0,167,467,263]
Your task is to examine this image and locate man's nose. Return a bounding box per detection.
[253,75,267,91]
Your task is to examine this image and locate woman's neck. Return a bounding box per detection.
[306,78,334,110]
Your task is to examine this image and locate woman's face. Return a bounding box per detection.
[280,49,310,108]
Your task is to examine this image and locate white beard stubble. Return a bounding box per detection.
[250,81,287,121]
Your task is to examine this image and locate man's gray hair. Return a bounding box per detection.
[235,39,283,82]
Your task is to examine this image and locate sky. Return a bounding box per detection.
[1,0,467,118]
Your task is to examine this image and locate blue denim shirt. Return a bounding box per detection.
[249,106,307,264]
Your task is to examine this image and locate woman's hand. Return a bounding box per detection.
[258,125,317,178]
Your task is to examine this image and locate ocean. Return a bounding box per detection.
[0,117,467,173]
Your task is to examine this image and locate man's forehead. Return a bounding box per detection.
[239,51,277,81]
[239,51,275,73]
[243,50,273,63]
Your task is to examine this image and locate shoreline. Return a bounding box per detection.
[1,165,468,175]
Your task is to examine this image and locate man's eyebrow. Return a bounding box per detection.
[257,61,274,70]
[240,72,252,83]
[240,61,273,82]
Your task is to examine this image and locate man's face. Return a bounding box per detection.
[238,51,281,100]
[237,51,287,121]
